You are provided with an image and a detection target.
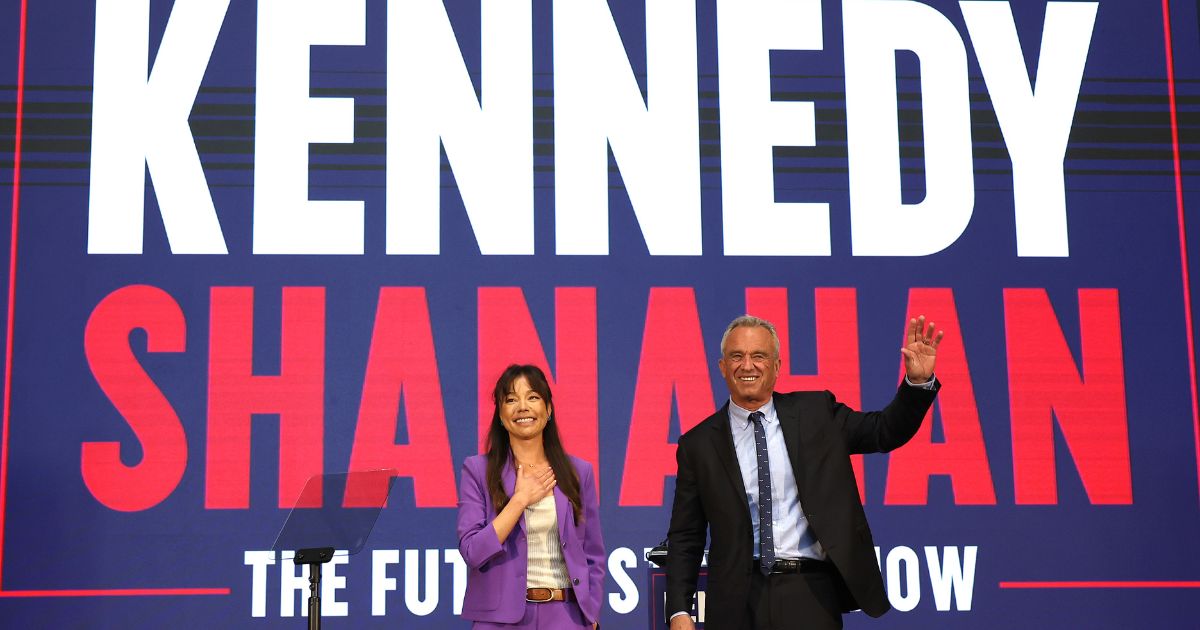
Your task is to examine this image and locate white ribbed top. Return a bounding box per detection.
[524,493,570,588]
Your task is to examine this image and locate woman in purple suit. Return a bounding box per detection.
[457,364,605,629]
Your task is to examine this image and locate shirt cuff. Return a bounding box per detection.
[904,373,937,390]
[670,611,691,620]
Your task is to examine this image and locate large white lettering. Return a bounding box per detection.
[86,1,1091,259]
[844,0,974,256]
[718,0,828,255]
[244,550,275,618]
[925,545,978,611]
[608,547,640,614]
[254,0,365,254]
[553,0,701,255]
[885,545,923,612]
[371,549,400,616]
[88,0,230,254]
[962,1,1098,257]
[387,0,533,255]
[278,551,309,617]
[248,545,978,618]
[443,549,468,615]
[276,550,349,617]
[404,548,440,616]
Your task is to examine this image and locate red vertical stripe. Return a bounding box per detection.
[1161,0,1200,506]
[0,0,30,590]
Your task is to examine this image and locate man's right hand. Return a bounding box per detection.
[669,614,696,630]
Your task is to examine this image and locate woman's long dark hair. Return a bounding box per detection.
[485,364,583,522]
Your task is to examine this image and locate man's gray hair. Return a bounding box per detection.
[720,315,781,357]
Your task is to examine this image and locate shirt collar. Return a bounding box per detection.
[728,397,777,428]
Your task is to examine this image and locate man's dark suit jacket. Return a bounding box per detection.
[666,383,939,629]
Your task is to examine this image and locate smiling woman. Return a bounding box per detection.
[456,365,607,629]
[498,375,553,443]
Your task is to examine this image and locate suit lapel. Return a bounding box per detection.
[554,482,571,540]
[501,462,526,534]
[774,393,808,498]
[709,403,752,523]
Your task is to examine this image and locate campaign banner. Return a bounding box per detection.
[2,0,1198,627]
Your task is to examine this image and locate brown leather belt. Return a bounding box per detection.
[526,587,575,603]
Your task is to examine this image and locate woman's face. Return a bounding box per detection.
[498,376,552,442]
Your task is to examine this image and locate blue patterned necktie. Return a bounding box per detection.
[749,411,775,575]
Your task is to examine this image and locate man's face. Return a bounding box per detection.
[718,326,780,411]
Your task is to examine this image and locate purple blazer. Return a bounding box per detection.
[456,454,606,624]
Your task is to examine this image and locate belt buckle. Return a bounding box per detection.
[774,559,801,573]
[526,588,554,603]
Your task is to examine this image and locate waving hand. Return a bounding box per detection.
[900,315,942,384]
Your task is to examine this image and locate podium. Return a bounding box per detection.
[646,546,708,628]
[646,567,708,629]
[272,469,396,630]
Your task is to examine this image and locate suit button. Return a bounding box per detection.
[573,578,580,585]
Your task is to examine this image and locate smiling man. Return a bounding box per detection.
[665,315,943,630]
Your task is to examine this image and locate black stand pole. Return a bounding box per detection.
[273,471,397,629]
[294,547,335,630]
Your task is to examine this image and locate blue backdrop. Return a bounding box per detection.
[2,0,1199,627]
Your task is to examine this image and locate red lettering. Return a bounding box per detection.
[619,288,714,506]
[206,287,325,509]
[82,285,188,511]
[346,288,456,507]
[746,288,868,500]
[1005,288,1132,504]
[477,287,599,474]
[884,289,996,505]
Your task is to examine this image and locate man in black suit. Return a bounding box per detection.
[666,314,942,629]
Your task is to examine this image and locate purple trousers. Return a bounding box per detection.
[470,599,591,629]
